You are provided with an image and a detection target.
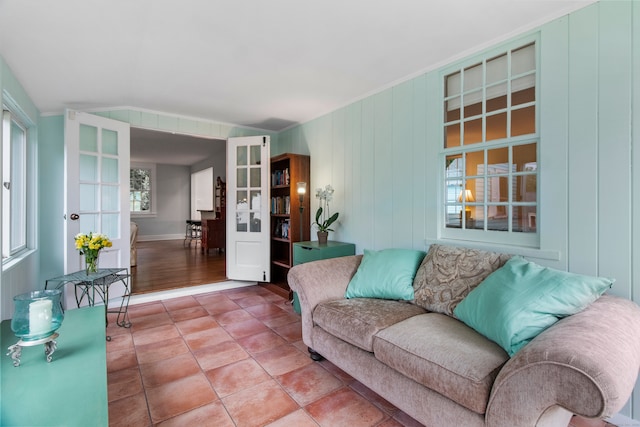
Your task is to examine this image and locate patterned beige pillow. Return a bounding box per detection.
[412,244,511,316]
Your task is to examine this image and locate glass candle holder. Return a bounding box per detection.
[11,290,64,342]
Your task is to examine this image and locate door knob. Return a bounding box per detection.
[70,213,80,220]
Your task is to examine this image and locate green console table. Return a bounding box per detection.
[1,306,108,426]
[292,240,356,313]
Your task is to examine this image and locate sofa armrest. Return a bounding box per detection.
[287,255,362,348]
[486,295,640,427]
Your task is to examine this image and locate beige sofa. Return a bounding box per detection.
[287,248,640,427]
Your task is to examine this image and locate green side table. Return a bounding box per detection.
[292,240,356,314]
[1,306,108,426]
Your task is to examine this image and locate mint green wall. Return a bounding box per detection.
[277,0,640,417]
[278,78,430,252]
[38,115,64,287]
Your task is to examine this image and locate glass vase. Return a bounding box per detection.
[85,253,99,275]
[11,290,64,342]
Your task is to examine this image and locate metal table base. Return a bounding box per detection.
[45,268,132,339]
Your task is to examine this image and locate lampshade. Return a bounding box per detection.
[458,189,475,203]
[297,182,306,195]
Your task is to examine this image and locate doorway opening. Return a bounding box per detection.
[129,127,227,294]
[131,240,226,294]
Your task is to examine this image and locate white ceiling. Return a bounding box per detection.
[0,1,595,164]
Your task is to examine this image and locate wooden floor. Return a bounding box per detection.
[130,239,227,294]
[131,238,292,299]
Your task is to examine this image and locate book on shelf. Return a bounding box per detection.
[271,168,290,186]
[271,196,290,215]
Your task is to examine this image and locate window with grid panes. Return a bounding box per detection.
[130,165,154,214]
[442,41,538,247]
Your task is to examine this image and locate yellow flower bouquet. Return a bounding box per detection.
[75,232,112,274]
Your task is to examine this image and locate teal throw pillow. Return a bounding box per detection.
[453,256,613,357]
[345,249,426,300]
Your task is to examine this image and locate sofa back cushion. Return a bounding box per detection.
[412,244,511,316]
[345,248,426,300]
[453,256,614,356]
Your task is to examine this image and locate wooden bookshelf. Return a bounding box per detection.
[270,153,310,291]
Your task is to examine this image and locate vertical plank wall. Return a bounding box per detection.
[596,2,633,301]
[568,5,599,279]
[278,77,429,252]
[276,1,640,418]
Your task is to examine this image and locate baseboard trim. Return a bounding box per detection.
[137,234,184,242]
[125,280,256,306]
[259,282,291,300]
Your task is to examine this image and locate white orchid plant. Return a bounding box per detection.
[313,185,339,232]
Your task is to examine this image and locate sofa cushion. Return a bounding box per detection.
[412,244,511,316]
[454,256,614,357]
[345,248,426,300]
[374,313,508,414]
[313,298,426,352]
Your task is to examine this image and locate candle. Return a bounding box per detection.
[29,299,53,335]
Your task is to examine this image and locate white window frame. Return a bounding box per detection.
[440,37,540,248]
[130,162,157,217]
[2,98,35,265]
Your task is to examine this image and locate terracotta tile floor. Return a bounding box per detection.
[105,285,619,427]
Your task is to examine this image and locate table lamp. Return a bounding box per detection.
[458,189,475,224]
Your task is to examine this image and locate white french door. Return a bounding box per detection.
[64,110,130,297]
[226,136,270,282]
